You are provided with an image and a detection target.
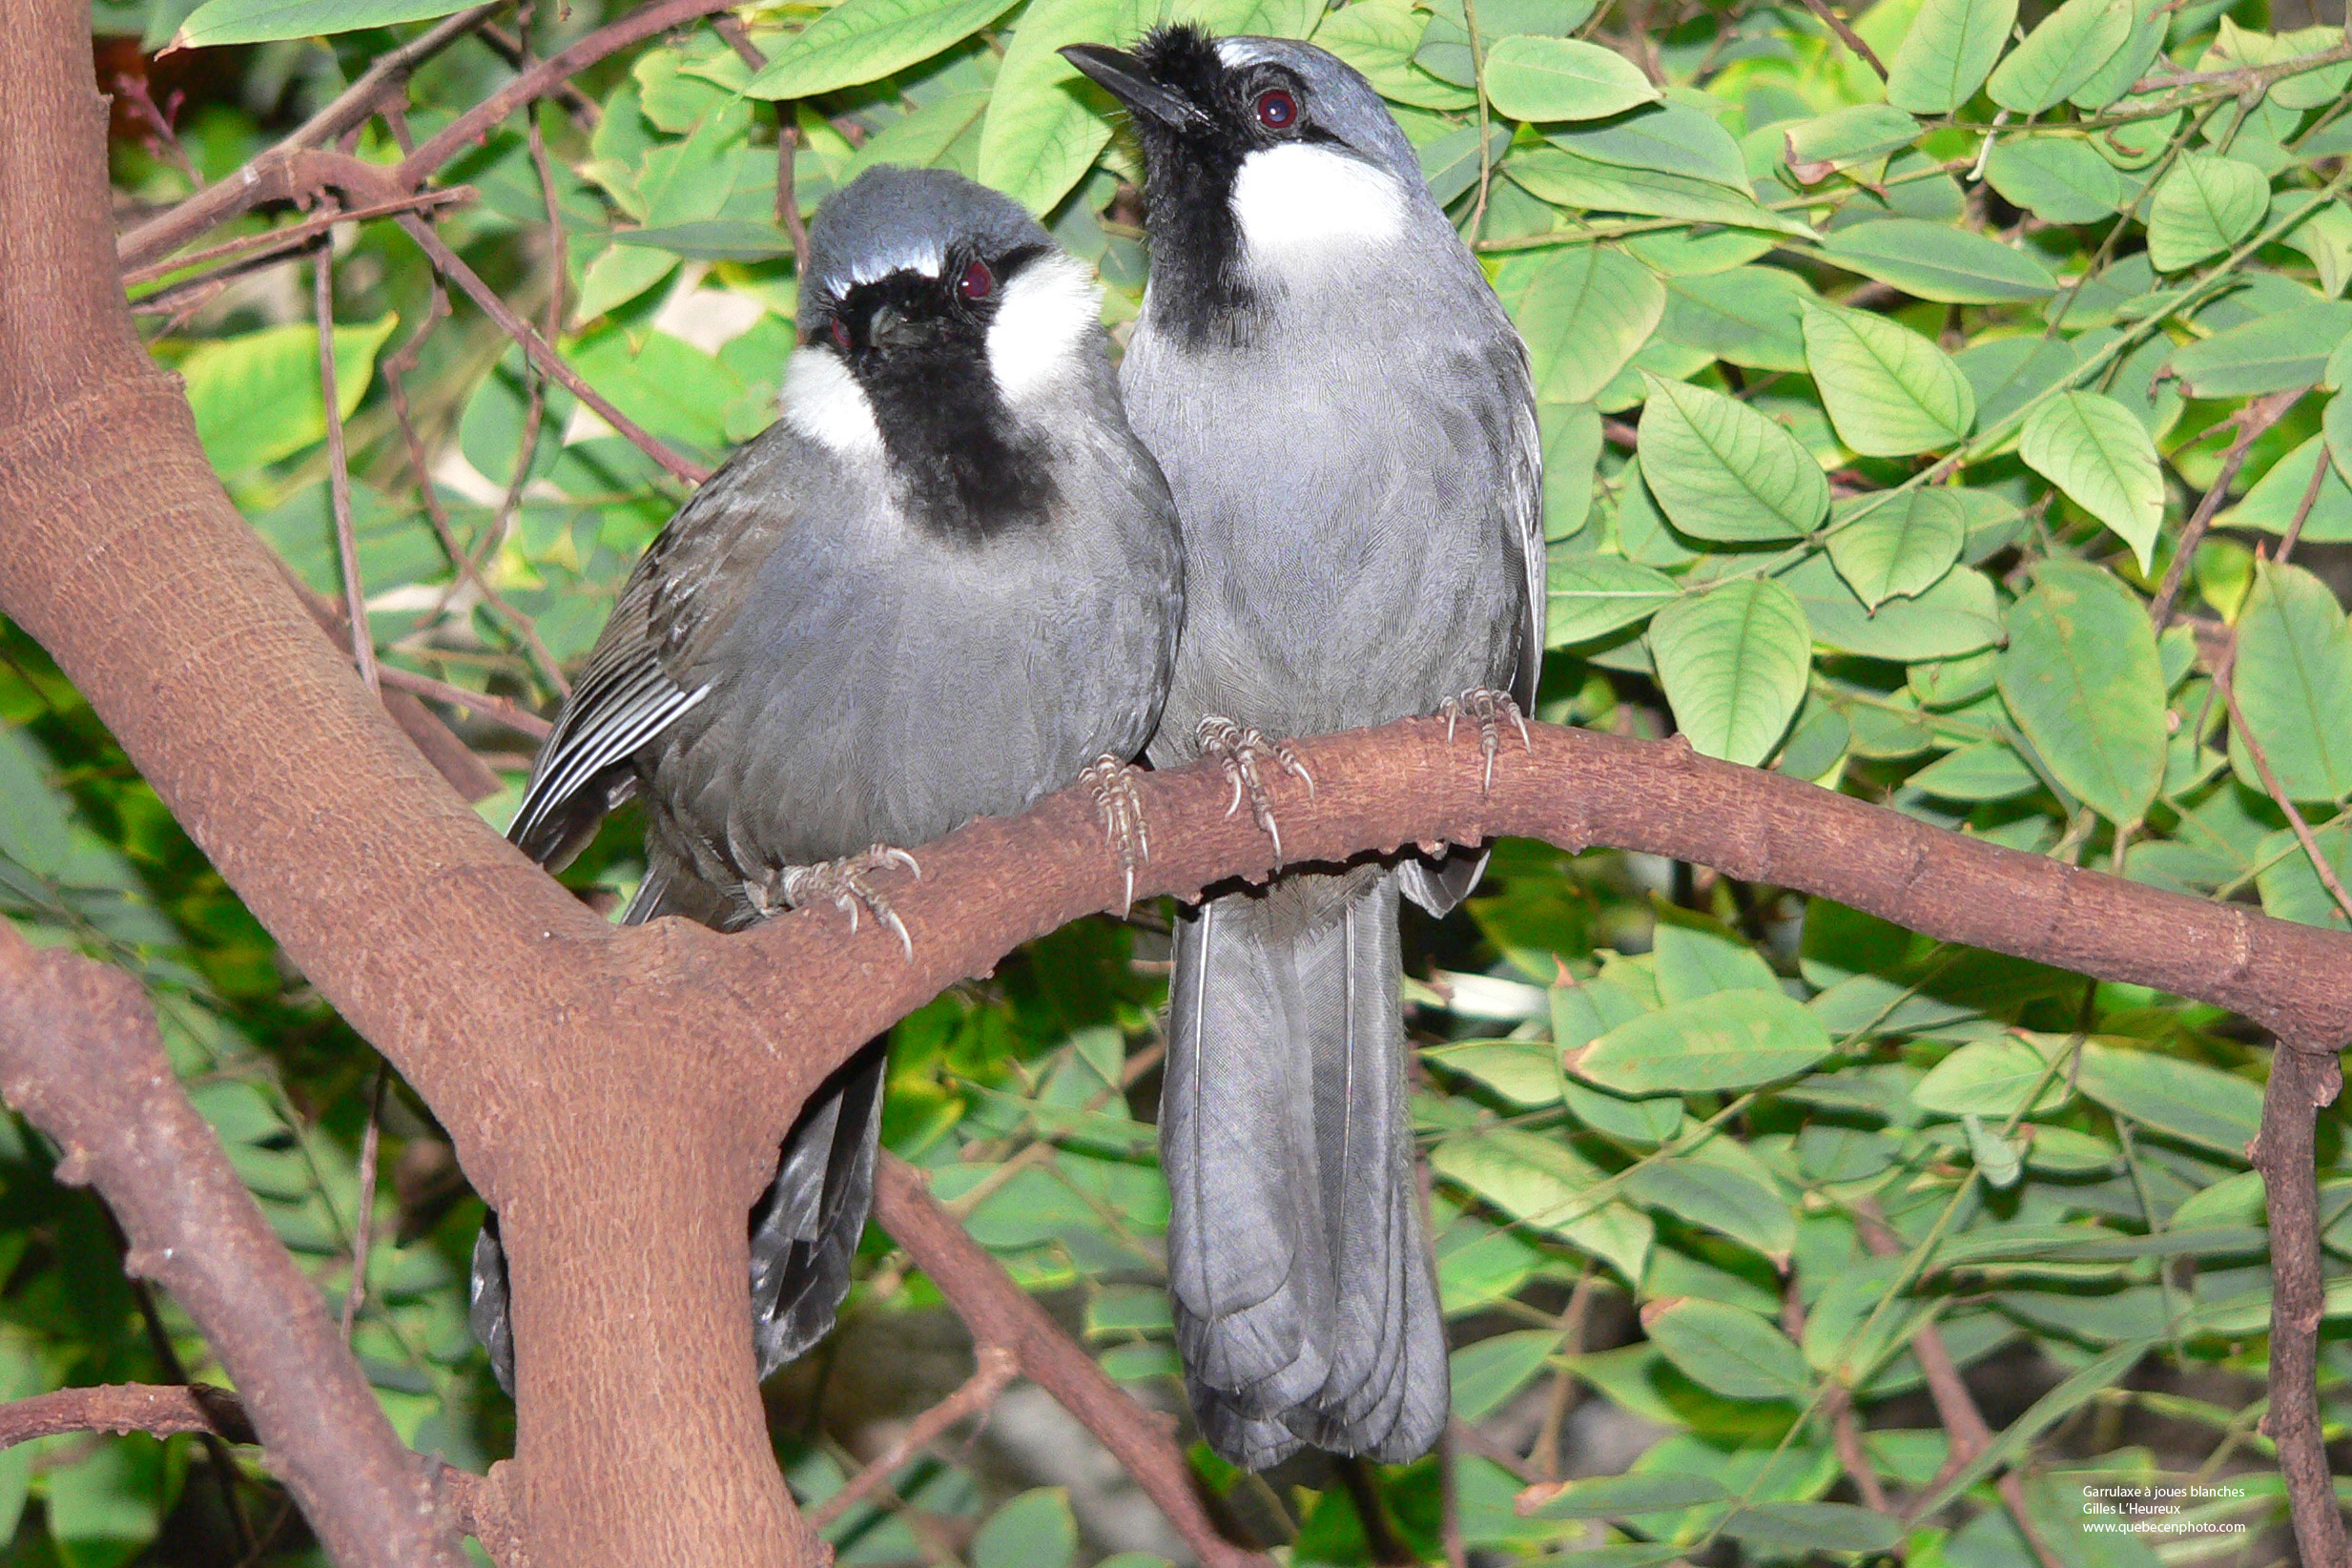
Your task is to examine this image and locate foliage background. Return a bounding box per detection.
[6,0,2350,1558]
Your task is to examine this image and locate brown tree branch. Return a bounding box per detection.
[873,1156,1269,1568]
[395,213,712,485]
[809,1344,1020,1529]
[2150,386,2305,628]
[2250,1045,2352,1568]
[0,1382,256,1450]
[0,927,464,1567]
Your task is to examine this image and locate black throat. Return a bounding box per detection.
[839,274,1058,542]
[1132,28,1256,348]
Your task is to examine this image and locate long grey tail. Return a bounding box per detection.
[469,859,884,1393]
[1162,866,1449,1470]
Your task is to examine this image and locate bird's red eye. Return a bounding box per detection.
[829,317,852,350]
[1255,89,1297,130]
[957,258,995,301]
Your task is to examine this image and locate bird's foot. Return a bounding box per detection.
[1437,688,1533,795]
[1195,715,1314,866]
[1081,755,1150,918]
[751,845,921,960]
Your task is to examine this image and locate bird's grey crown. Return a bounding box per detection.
[1199,31,1423,185]
[796,165,1053,336]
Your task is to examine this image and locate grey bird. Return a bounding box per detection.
[1062,27,1544,1468]
[468,165,1185,1392]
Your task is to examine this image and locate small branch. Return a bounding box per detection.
[2250,1046,2352,1568]
[2150,386,2305,628]
[1783,1279,1888,1513]
[341,1065,387,1339]
[2221,644,2352,925]
[809,1344,1019,1529]
[396,213,712,486]
[379,665,552,741]
[479,21,602,130]
[1798,0,1889,79]
[2279,448,2331,565]
[709,15,808,275]
[0,928,464,1567]
[314,237,377,694]
[397,0,745,189]
[871,1155,1268,1568]
[0,1383,256,1450]
[121,188,471,290]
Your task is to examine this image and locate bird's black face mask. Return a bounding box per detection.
[1064,24,1326,343]
[815,241,1058,541]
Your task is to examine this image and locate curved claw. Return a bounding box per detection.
[1194,716,1304,867]
[1081,755,1151,918]
[1438,689,1530,797]
[772,846,921,963]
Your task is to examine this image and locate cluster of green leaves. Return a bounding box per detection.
[38,0,2352,1558]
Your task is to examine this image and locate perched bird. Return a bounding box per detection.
[1062,28,1544,1468]
[468,165,1185,1391]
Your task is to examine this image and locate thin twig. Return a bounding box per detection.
[340,1065,387,1339]
[2278,448,2331,565]
[1461,0,1496,239]
[314,237,377,694]
[2220,635,2352,925]
[808,1345,1019,1529]
[122,189,472,290]
[710,14,808,272]
[1798,0,1888,77]
[479,21,601,130]
[2150,386,2306,628]
[379,665,552,742]
[1783,1278,1890,1513]
[396,213,712,486]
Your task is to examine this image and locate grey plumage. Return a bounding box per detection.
[1064,28,1543,1466]
[470,165,1184,1393]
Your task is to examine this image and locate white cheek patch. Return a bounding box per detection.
[986,252,1103,404]
[1229,144,1407,266]
[779,347,883,460]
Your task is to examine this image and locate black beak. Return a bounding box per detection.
[868,303,940,349]
[1060,43,1211,133]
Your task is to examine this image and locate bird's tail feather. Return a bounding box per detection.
[1164,866,1449,1469]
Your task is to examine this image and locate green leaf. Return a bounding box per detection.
[1785,105,1921,177]
[1543,402,1605,541]
[2228,559,2352,802]
[1820,219,2058,303]
[2222,434,2352,543]
[1528,1473,1730,1518]
[1660,267,1816,373]
[1574,988,1832,1093]
[1828,488,1967,608]
[1957,336,2083,436]
[1986,0,2135,112]
[1984,137,2127,223]
[2018,391,2164,569]
[1724,1504,1906,1556]
[2167,302,2352,397]
[2146,154,2269,272]
[1545,103,1751,192]
[1642,1297,1810,1400]
[1802,302,1975,457]
[972,1490,1079,1568]
[1431,1130,1655,1282]
[1623,1151,1796,1259]
[1452,1331,1562,1422]
[1913,1032,2074,1117]
[1654,909,1780,1001]
[1910,741,2040,799]
[2331,393,2352,485]
[1318,0,1477,109]
[2256,821,2352,930]
[1963,1113,2024,1186]
[1636,375,1828,542]
[1507,148,1813,236]
[1886,0,2017,113]
[1785,551,2005,660]
[979,0,1126,216]
[2070,0,2168,107]
[1500,247,1666,403]
[2076,1042,2262,1157]
[174,0,464,46]
[1997,560,2166,825]
[181,314,399,480]
[1548,555,1681,645]
[1483,35,1659,121]
[1650,579,1812,765]
[744,0,1023,99]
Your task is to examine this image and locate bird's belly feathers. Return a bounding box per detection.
[645,522,1174,878]
[1128,340,1523,756]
